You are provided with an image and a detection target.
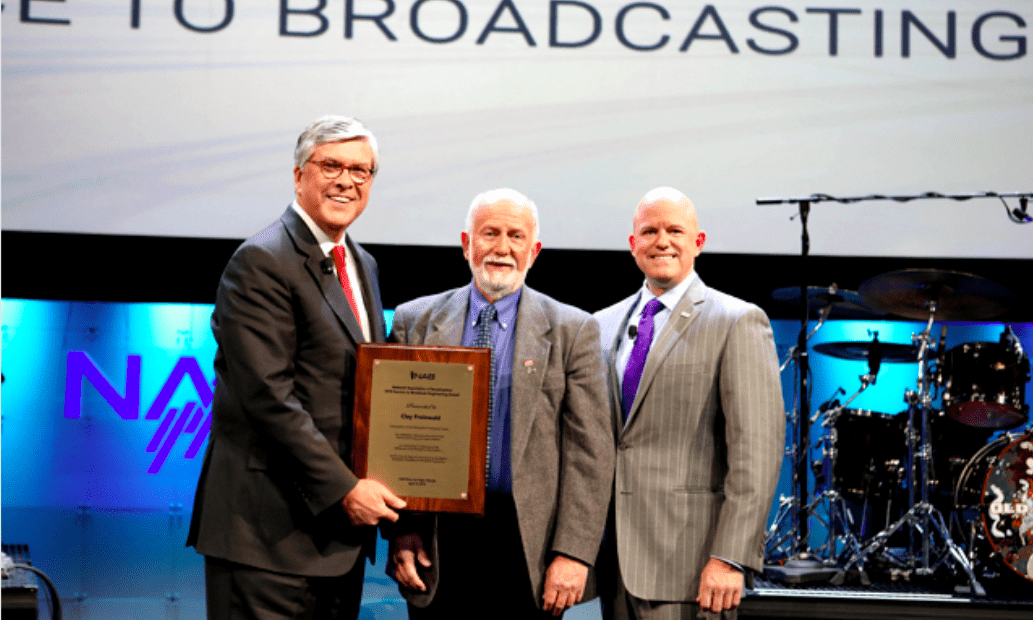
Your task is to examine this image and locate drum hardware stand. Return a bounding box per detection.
[805,370,879,565]
[765,494,800,564]
[779,304,833,374]
[765,304,834,562]
[832,302,986,595]
[1002,325,1024,357]
[804,330,888,564]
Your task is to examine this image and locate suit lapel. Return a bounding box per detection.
[609,294,641,436]
[424,286,469,346]
[346,236,386,343]
[282,208,366,344]
[510,287,550,471]
[625,277,706,428]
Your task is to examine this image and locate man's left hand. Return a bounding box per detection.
[542,555,588,616]
[696,557,744,613]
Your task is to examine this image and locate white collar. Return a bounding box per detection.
[291,200,341,256]
[637,270,697,312]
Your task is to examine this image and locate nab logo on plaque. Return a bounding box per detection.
[411,371,436,380]
[64,350,214,474]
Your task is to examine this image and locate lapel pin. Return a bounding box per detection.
[523,359,536,374]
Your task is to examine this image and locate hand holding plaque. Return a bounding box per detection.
[353,343,489,514]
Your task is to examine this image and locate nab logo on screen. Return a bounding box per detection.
[64,351,214,474]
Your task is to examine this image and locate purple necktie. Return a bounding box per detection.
[622,299,664,421]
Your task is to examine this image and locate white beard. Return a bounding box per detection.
[469,257,527,301]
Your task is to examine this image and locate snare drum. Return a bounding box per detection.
[941,341,1030,430]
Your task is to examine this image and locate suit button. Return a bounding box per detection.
[618,442,629,451]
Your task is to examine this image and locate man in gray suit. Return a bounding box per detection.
[387,188,614,618]
[594,187,784,619]
[188,116,406,620]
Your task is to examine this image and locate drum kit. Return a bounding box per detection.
[764,268,1031,595]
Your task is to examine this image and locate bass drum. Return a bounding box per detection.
[930,412,995,509]
[953,432,1033,585]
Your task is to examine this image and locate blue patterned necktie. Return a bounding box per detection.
[474,304,497,475]
[621,299,664,421]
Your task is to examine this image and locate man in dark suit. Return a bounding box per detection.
[594,187,784,620]
[187,116,406,620]
[387,189,615,618]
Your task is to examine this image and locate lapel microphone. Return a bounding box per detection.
[320,257,335,275]
[628,324,637,340]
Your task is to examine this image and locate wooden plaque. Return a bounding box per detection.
[353,343,489,515]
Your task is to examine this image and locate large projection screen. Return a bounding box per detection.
[3,1,1031,257]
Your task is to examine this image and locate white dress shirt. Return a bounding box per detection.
[291,201,371,341]
[614,271,698,390]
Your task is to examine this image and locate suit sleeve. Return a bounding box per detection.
[550,315,616,565]
[214,243,358,516]
[708,307,785,572]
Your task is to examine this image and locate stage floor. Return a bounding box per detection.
[740,569,1033,619]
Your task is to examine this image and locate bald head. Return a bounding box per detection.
[635,186,698,229]
[629,187,706,296]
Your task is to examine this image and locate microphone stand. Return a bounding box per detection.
[761,199,841,582]
[794,201,812,561]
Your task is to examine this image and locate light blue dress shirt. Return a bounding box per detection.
[461,283,521,494]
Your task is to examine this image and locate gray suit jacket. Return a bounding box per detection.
[388,284,615,607]
[594,276,784,602]
[187,206,386,576]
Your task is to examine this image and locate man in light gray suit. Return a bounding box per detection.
[387,189,614,618]
[595,187,784,619]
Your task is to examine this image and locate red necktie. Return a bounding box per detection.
[330,245,364,334]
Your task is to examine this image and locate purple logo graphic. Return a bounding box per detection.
[64,351,214,473]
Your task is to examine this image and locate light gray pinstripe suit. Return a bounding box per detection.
[594,275,784,607]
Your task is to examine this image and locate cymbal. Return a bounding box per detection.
[813,341,919,363]
[858,269,1014,321]
[771,286,884,318]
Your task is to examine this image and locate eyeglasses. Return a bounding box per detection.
[308,159,373,184]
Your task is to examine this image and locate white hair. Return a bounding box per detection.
[465,188,539,239]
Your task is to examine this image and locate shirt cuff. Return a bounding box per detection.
[712,556,744,573]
